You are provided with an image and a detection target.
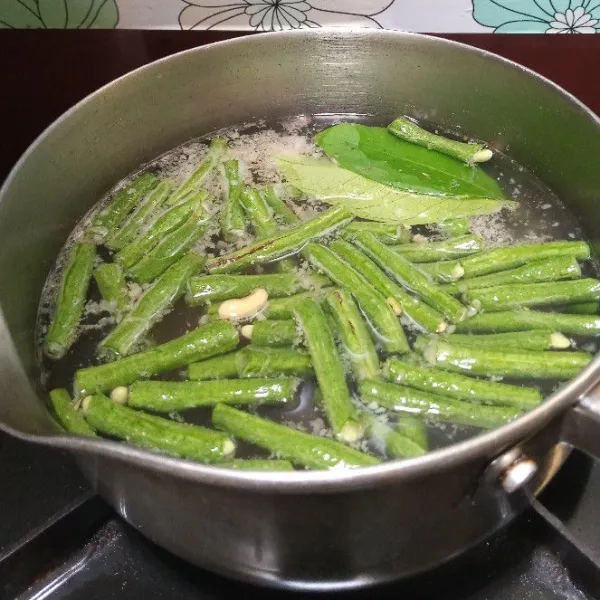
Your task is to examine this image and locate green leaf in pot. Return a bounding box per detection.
[315,123,503,199]
[278,157,516,225]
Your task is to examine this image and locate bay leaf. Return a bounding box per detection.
[278,157,516,225]
[316,123,503,199]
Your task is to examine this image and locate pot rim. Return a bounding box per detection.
[2,28,600,493]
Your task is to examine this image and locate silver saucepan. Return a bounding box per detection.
[1,30,600,591]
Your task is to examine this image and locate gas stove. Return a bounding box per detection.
[1,432,599,600]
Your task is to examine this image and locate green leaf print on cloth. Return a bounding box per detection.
[0,0,119,28]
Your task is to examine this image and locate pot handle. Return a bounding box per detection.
[560,387,600,461]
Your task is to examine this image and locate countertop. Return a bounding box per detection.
[1,31,599,182]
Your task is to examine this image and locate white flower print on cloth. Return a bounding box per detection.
[179,0,396,31]
[472,0,600,33]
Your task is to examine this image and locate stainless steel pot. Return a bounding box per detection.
[1,30,600,591]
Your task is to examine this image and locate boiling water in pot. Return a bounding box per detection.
[36,114,599,467]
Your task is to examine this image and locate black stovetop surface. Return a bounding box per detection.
[1,431,600,600]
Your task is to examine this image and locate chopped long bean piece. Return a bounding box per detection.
[560,302,599,315]
[220,459,295,471]
[385,358,542,410]
[83,394,235,462]
[362,413,426,459]
[49,388,96,436]
[354,233,467,322]
[392,235,483,263]
[388,116,492,164]
[188,351,239,380]
[446,330,571,351]
[331,239,447,333]
[90,173,158,241]
[456,241,590,279]
[128,209,208,283]
[359,380,523,429]
[454,310,600,336]
[326,289,380,381]
[44,242,96,360]
[106,181,172,250]
[240,187,276,238]
[212,404,379,469]
[187,273,330,306]
[396,417,429,449]
[260,185,300,225]
[128,378,300,411]
[244,320,300,347]
[100,253,205,357]
[421,339,592,380]
[294,298,362,442]
[207,205,353,274]
[443,256,582,294]
[304,243,409,353]
[261,291,326,319]
[345,221,411,244]
[236,346,312,378]
[117,192,204,269]
[467,279,600,312]
[420,261,465,283]
[93,263,130,313]
[167,138,227,206]
[74,320,239,396]
[221,159,246,241]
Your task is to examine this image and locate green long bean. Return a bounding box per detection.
[325,288,380,381]
[354,232,467,323]
[127,378,300,411]
[243,320,300,347]
[304,242,409,353]
[49,388,96,436]
[207,205,353,274]
[128,209,208,283]
[331,239,447,333]
[344,221,412,244]
[260,185,300,225]
[221,159,246,241]
[240,187,275,238]
[391,235,483,263]
[106,181,172,250]
[388,116,493,164]
[83,394,235,462]
[359,380,523,429]
[446,330,571,350]
[167,137,227,206]
[187,272,330,306]
[362,413,426,459]
[219,459,295,471]
[212,404,379,469]
[443,256,582,294]
[235,346,312,378]
[385,358,542,410]
[187,351,239,380]
[117,192,204,269]
[559,302,599,315]
[44,242,96,360]
[421,339,592,380]
[100,253,205,356]
[454,310,600,336]
[467,279,600,312]
[75,320,239,396]
[294,297,362,442]
[93,263,130,313]
[456,241,590,279]
[430,218,470,238]
[90,173,158,241]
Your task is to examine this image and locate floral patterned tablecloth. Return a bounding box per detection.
[0,0,598,33]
